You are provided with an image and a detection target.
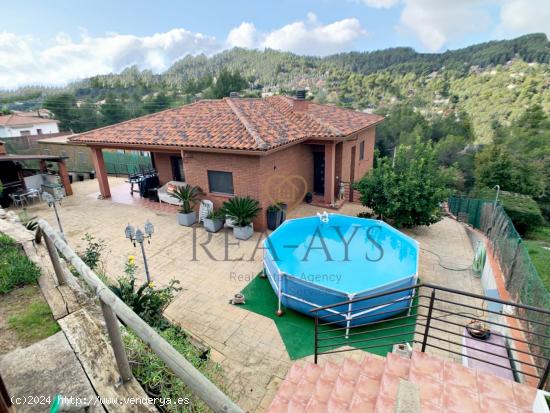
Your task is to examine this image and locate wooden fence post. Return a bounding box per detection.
[38,219,243,412]
[43,233,66,286]
[99,299,133,383]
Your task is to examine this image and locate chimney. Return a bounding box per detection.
[292,89,309,112]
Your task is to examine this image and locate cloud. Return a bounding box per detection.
[359,0,400,8]
[227,22,259,49]
[0,28,219,88]
[398,0,492,51]
[227,14,366,56]
[0,15,366,88]
[498,0,550,37]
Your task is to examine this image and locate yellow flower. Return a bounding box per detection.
[148,282,154,288]
[128,255,135,264]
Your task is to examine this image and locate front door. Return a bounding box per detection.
[170,156,184,182]
[313,151,325,195]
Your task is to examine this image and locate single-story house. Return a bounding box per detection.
[70,94,383,230]
[0,114,60,138]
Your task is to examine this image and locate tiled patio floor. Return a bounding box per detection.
[23,177,483,412]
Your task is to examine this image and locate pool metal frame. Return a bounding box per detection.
[263,214,419,338]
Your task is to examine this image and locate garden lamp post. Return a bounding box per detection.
[42,191,64,239]
[124,220,154,283]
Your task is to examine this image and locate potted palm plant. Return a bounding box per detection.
[170,185,203,226]
[203,209,225,233]
[222,196,261,240]
[266,204,282,230]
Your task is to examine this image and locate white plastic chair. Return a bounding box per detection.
[9,193,24,208]
[199,200,213,223]
[25,188,41,205]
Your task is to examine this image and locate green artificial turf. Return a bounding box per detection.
[240,274,417,360]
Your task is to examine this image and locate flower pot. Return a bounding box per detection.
[278,203,287,226]
[204,217,224,233]
[233,224,253,240]
[177,212,196,226]
[267,209,281,230]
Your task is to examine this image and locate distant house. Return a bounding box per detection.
[0,114,60,138]
[71,94,383,230]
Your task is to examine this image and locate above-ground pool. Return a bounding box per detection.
[263,214,418,328]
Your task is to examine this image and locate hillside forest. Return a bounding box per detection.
[1,33,549,230]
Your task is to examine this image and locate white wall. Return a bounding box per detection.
[0,122,59,138]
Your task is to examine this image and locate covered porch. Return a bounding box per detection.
[90,146,185,200]
[0,141,73,207]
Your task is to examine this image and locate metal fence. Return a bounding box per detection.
[312,283,550,389]
[103,152,153,176]
[448,196,550,376]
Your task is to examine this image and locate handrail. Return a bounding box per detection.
[38,219,242,413]
[311,280,550,389]
[311,282,550,315]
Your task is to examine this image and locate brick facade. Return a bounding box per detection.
[92,125,377,231]
[147,127,376,230]
[340,128,375,202]
[153,152,178,185]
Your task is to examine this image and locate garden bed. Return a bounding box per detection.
[0,232,59,353]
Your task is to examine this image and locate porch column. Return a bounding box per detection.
[91,147,111,198]
[57,160,73,196]
[39,159,48,173]
[324,143,336,205]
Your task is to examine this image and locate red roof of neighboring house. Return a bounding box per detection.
[0,114,59,126]
[70,96,383,152]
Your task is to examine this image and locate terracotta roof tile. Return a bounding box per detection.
[71,96,383,152]
[0,114,59,126]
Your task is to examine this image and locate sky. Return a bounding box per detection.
[0,0,549,89]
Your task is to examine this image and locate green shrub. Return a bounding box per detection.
[222,196,261,227]
[470,187,544,234]
[123,325,229,413]
[170,185,204,214]
[110,257,181,328]
[206,208,225,220]
[354,140,451,228]
[0,233,41,294]
[79,233,106,271]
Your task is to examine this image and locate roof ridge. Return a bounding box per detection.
[225,98,269,150]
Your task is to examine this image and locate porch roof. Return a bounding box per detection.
[70,96,383,152]
[0,154,68,162]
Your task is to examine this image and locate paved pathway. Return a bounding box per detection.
[24,178,483,412]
